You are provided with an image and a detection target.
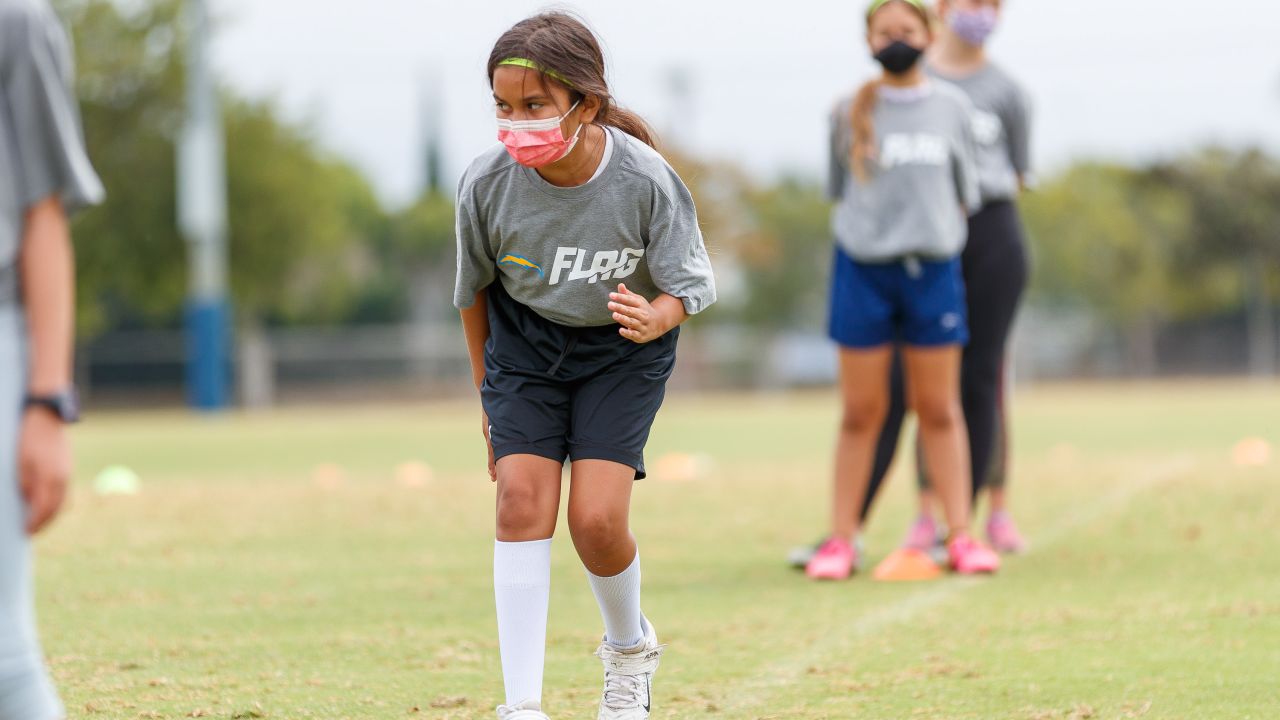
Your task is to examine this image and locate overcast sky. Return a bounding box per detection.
[211,0,1280,207]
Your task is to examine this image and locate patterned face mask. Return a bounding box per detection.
[947,7,1000,46]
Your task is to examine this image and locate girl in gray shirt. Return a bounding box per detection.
[857,0,1036,564]
[805,0,1000,582]
[452,12,715,720]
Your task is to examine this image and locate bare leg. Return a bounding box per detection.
[492,454,563,709]
[569,460,646,650]
[830,346,894,541]
[917,488,938,517]
[495,455,563,541]
[988,487,1007,513]
[903,345,972,539]
[567,460,637,576]
[985,391,1011,513]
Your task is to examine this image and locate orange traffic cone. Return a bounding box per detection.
[872,547,943,582]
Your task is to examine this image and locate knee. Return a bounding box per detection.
[568,507,628,551]
[495,479,552,537]
[914,395,964,432]
[840,398,888,436]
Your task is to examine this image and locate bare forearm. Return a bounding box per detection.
[609,285,689,344]
[20,198,75,394]
[651,293,689,336]
[460,291,491,392]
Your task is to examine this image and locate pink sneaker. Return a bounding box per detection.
[986,511,1027,554]
[805,537,857,580]
[904,515,940,551]
[948,535,1000,575]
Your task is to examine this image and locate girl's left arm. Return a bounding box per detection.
[629,172,717,341]
[609,285,687,344]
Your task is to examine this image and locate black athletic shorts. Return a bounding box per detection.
[481,280,678,480]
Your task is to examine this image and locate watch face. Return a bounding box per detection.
[59,389,82,422]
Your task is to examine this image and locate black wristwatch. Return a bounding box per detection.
[24,388,81,423]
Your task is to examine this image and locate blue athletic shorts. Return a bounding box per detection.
[827,247,969,349]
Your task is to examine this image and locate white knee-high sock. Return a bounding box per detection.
[494,539,552,707]
[586,552,644,649]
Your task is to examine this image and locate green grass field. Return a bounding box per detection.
[38,382,1280,719]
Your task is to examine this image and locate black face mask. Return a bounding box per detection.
[873,40,924,75]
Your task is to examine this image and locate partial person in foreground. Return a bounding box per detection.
[0,0,104,718]
[454,12,716,720]
[805,0,1000,582]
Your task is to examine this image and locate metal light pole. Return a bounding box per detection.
[662,66,695,150]
[177,0,231,410]
[420,69,444,196]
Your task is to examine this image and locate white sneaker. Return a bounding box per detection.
[594,617,664,719]
[496,699,550,720]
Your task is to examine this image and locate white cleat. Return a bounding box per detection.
[594,617,664,720]
[496,699,550,720]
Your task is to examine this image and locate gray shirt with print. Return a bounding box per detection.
[828,81,980,263]
[454,127,716,328]
[927,62,1031,203]
[0,0,104,304]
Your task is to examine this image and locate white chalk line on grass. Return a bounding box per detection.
[719,456,1195,713]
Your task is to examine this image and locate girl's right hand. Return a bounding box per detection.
[482,411,496,482]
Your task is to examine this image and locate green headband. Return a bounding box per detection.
[866,0,929,19]
[497,57,574,89]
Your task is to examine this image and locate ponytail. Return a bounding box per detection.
[853,0,932,181]
[850,79,881,183]
[597,104,656,149]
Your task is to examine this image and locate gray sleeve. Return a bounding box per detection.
[3,4,103,213]
[954,104,982,215]
[826,105,848,201]
[452,176,495,310]
[646,179,716,316]
[1003,85,1032,179]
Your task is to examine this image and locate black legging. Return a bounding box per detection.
[860,200,1029,521]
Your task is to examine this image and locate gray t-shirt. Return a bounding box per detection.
[0,0,103,304]
[828,81,980,262]
[454,127,716,328]
[927,62,1031,203]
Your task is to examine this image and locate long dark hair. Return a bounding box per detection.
[487,12,657,149]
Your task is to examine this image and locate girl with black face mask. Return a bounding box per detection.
[803,0,999,582]
[856,0,1035,566]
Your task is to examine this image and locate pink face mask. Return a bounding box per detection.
[497,101,583,168]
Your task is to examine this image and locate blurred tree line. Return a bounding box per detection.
[59,0,447,335]
[1021,150,1280,376]
[59,0,1279,376]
